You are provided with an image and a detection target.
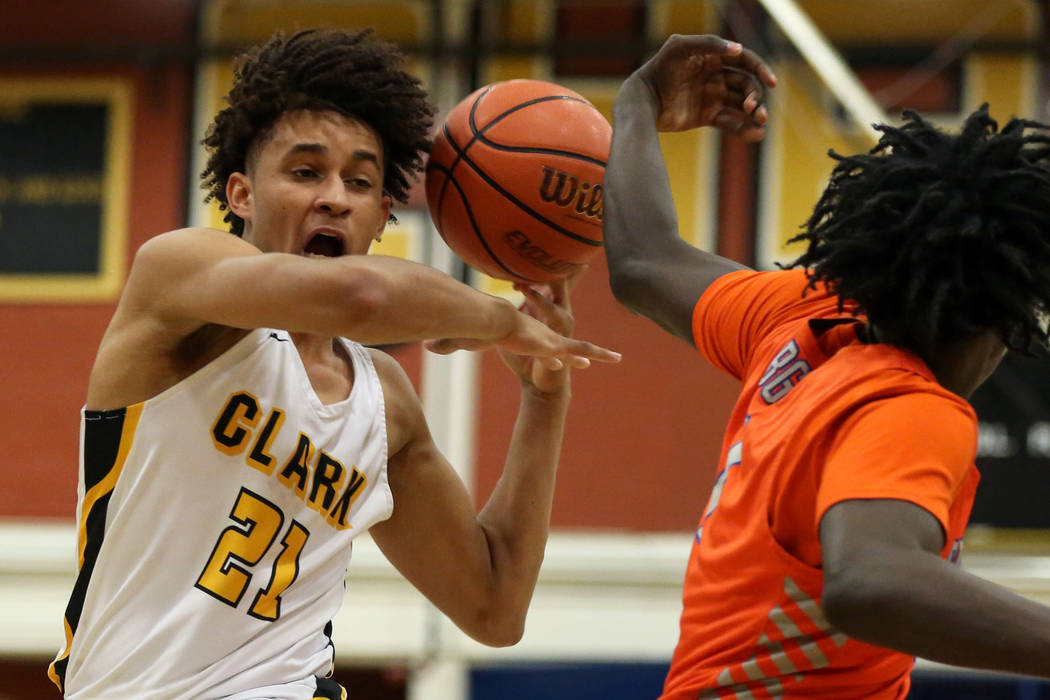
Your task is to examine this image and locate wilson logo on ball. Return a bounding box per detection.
[538,166,603,223]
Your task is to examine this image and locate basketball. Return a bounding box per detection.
[424,79,612,283]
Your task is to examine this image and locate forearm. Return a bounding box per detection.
[605,75,684,277]
[605,76,745,341]
[332,254,518,345]
[476,387,570,633]
[824,549,1050,676]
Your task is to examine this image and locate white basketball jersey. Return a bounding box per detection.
[51,328,392,699]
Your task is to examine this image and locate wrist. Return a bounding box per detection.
[614,75,659,117]
[521,381,571,406]
[489,296,520,341]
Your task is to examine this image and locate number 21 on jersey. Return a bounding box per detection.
[196,487,309,622]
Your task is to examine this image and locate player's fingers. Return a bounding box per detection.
[723,68,766,109]
[563,264,589,295]
[547,274,579,308]
[727,45,777,87]
[563,339,621,363]
[519,286,554,321]
[670,34,742,58]
[561,355,591,370]
[731,89,767,125]
[752,103,769,125]
[713,111,767,141]
[526,289,577,336]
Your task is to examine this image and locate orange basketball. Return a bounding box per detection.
[425,79,611,283]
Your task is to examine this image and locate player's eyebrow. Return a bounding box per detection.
[285,142,327,157]
[284,143,381,168]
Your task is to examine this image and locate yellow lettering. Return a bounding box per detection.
[246,408,286,475]
[211,392,261,456]
[326,468,367,530]
[278,433,313,499]
[308,452,345,512]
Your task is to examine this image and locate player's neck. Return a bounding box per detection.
[289,332,341,362]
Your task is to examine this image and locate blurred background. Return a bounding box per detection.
[2,0,1050,698]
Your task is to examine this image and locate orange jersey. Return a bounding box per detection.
[661,269,979,700]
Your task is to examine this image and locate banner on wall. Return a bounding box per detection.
[0,79,132,302]
[970,353,1050,530]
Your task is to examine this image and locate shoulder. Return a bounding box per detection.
[694,269,842,378]
[366,347,417,392]
[124,227,259,307]
[131,227,260,274]
[699,268,838,316]
[365,348,428,458]
[834,387,977,462]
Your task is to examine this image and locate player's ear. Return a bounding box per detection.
[227,172,253,221]
[375,194,392,240]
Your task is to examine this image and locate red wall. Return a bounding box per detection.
[0,0,198,518]
[475,256,740,532]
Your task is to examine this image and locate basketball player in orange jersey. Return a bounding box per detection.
[49,28,619,699]
[605,33,1050,698]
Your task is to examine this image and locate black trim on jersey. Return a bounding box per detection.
[52,488,116,690]
[52,409,130,691]
[324,618,336,669]
[83,408,129,490]
[312,676,347,700]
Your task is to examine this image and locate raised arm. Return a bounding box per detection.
[604,34,776,344]
[124,226,617,364]
[368,278,579,646]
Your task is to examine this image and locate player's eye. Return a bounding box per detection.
[292,167,318,178]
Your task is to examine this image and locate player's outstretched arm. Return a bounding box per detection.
[821,498,1050,676]
[125,226,617,366]
[605,34,776,344]
[368,277,582,646]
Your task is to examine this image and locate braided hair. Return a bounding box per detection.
[201,28,435,234]
[787,104,1050,357]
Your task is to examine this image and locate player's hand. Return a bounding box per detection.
[495,274,599,395]
[423,275,621,391]
[635,34,777,141]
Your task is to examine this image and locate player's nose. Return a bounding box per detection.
[316,176,351,214]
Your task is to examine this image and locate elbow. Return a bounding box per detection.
[607,258,653,314]
[452,587,529,647]
[461,605,527,648]
[478,623,525,648]
[821,565,898,641]
[821,570,864,633]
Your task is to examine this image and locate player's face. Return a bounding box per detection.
[229,109,391,257]
[965,331,1008,397]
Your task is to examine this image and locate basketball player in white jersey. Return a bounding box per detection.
[49,28,620,699]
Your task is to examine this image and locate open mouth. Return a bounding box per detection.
[304,232,344,257]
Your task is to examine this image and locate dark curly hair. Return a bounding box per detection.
[200,28,435,235]
[786,104,1050,358]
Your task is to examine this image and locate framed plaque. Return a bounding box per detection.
[0,78,132,302]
